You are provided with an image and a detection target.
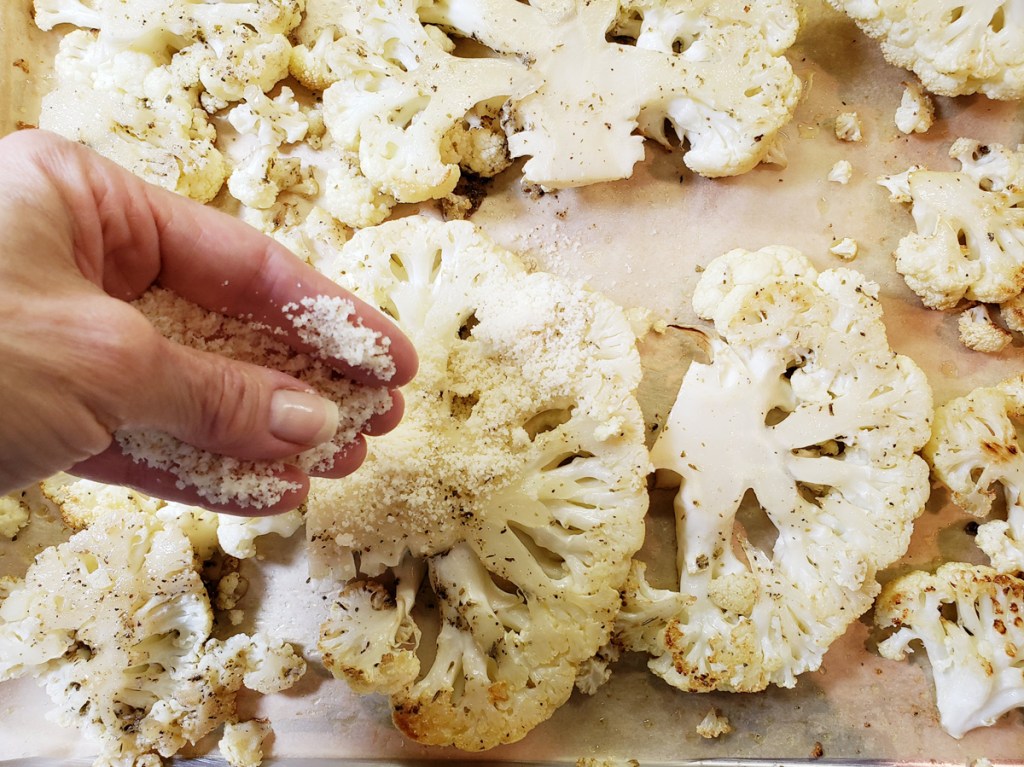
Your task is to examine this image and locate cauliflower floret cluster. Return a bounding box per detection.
[874,563,1024,738]
[307,216,649,750]
[829,0,1024,99]
[925,375,1024,574]
[33,0,305,203]
[885,138,1024,347]
[616,246,933,692]
[39,475,303,561]
[288,0,801,217]
[0,510,305,767]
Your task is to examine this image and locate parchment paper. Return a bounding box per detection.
[2,0,1024,763]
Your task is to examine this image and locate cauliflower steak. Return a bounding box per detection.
[0,510,306,767]
[617,246,933,692]
[307,216,649,750]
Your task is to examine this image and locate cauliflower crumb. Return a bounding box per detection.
[834,112,863,142]
[216,571,249,611]
[828,159,853,184]
[830,237,859,261]
[219,719,273,767]
[0,494,30,538]
[958,306,1013,354]
[895,82,935,134]
[696,707,733,739]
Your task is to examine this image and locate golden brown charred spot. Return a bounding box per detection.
[981,440,1019,461]
[488,681,511,705]
[994,618,1007,635]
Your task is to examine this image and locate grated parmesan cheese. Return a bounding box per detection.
[117,289,394,510]
[282,295,395,381]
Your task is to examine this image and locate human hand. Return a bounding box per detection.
[0,129,417,514]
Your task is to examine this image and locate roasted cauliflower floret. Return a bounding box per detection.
[0,510,305,767]
[306,216,648,750]
[617,246,933,692]
[829,0,1024,99]
[890,139,1024,317]
[875,562,1024,738]
[926,375,1024,574]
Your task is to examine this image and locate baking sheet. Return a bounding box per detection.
[2,0,1024,763]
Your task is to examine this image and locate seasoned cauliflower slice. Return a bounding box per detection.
[875,562,1024,738]
[617,246,933,692]
[39,31,228,203]
[39,474,303,561]
[307,216,648,750]
[829,0,1024,99]
[0,510,305,767]
[424,0,802,186]
[890,139,1024,322]
[926,375,1024,573]
[34,0,304,50]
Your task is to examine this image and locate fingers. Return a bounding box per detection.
[14,129,418,387]
[71,446,310,516]
[140,181,417,387]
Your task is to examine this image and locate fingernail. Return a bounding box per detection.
[270,390,340,446]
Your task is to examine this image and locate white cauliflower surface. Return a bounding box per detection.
[618,246,933,692]
[829,0,1024,99]
[307,216,649,749]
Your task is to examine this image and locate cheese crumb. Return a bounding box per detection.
[958,305,1012,353]
[219,719,272,767]
[895,83,935,135]
[829,238,859,261]
[117,289,394,510]
[828,160,853,184]
[696,707,733,739]
[282,295,395,381]
[835,112,863,142]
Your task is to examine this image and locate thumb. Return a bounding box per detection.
[139,337,341,461]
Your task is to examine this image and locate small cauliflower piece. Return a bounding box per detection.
[617,246,933,692]
[219,719,273,767]
[926,375,1024,573]
[895,81,935,134]
[828,159,853,184]
[196,27,293,112]
[834,111,863,142]
[958,305,1013,353]
[696,707,733,739]
[0,510,305,766]
[890,139,1024,313]
[830,237,859,261]
[875,562,1024,738]
[0,495,30,539]
[829,1,1024,99]
[307,216,649,750]
[318,563,421,694]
